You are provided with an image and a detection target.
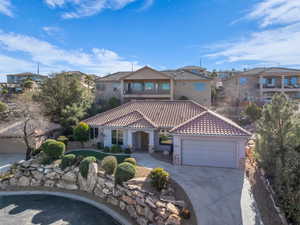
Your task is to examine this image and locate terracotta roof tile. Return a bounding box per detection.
[84,100,250,137]
[170,111,251,136]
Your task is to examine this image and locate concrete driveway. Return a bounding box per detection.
[0,154,24,174]
[133,153,263,225]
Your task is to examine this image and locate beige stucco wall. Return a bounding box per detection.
[174,80,211,106]
[0,138,26,154]
[223,76,260,104]
[95,81,121,103]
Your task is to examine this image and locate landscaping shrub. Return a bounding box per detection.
[149,168,169,191]
[73,122,90,146]
[111,145,123,153]
[124,148,132,154]
[124,157,136,166]
[79,156,97,178]
[60,154,76,170]
[103,146,110,153]
[32,147,42,156]
[115,162,136,185]
[0,101,8,113]
[101,156,117,175]
[42,139,65,160]
[244,102,262,123]
[57,136,69,147]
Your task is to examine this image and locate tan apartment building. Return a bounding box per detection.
[223,67,300,104]
[95,66,212,106]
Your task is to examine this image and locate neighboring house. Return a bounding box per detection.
[95,66,212,106]
[84,100,251,168]
[0,121,61,155]
[223,67,300,104]
[6,72,47,93]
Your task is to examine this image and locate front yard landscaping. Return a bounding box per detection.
[0,137,193,225]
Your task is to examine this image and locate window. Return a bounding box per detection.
[194,83,206,91]
[145,82,155,90]
[112,130,123,145]
[131,82,143,91]
[160,82,170,90]
[239,77,248,85]
[90,128,94,139]
[96,83,105,91]
[95,128,99,138]
[159,130,173,145]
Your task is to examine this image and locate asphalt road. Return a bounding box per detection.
[0,194,121,225]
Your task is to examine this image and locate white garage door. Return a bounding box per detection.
[182,139,237,168]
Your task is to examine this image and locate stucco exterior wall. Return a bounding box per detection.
[174,80,211,106]
[95,81,121,103]
[223,76,260,104]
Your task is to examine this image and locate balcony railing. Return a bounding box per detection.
[124,89,170,95]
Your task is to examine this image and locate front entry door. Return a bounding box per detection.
[141,132,149,151]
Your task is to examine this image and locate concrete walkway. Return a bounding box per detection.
[133,153,263,225]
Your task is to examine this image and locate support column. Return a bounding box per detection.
[148,130,155,153]
[281,75,285,93]
[259,75,263,101]
[103,128,112,147]
[170,79,174,100]
[127,130,133,149]
[120,80,124,103]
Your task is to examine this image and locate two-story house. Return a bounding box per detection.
[223,67,300,104]
[95,66,212,106]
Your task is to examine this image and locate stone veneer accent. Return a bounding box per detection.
[0,158,183,225]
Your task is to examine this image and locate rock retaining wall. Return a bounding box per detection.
[0,158,183,225]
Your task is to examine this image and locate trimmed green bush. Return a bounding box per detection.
[101,156,117,175]
[66,150,130,163]
[111,145,123,153]
[103,146,110,153]
[57,136,69,147]
[149,168,169,191]
[79,156,97,178]
[115,162,136,185]
[42,139,65,160]
[60,154,76,170]
[73,122,90,146]
[124,157,136,166]
[0,101,8,113]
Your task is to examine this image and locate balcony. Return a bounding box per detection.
[123,81,171,98]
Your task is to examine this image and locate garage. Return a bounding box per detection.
[181,139,237,168]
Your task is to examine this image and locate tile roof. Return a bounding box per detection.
[96,66,211,81]
[84,100,250,137]
[170,111,251,136]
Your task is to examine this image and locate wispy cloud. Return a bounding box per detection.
[44,0,137,19]
[208,0,300,67]
[0,30,141,75]
[139,0,154,11]
[0,0,13,17]
[248,0,300,28]
[43,26,61,35]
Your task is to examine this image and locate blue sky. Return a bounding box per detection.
[0,0,300,82]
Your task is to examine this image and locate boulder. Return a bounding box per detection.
[18,176,30,186]
[44,179,55,188]
[166,214,181,225]
[166,203,180,215]
[31,171,44,181]
[137,217,148,225]
[62,171,77,183]
[56,181,78,190]
[78,162,98,192]
[126,205,137,218]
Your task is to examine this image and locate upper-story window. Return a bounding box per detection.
[96,83,105,90]
[160,82,170,90]
[145,82,155,90]
[239,77,248,85]
[131,82,143,92]
[194,83,206,91]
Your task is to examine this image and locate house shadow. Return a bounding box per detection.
[0,194,121,225]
